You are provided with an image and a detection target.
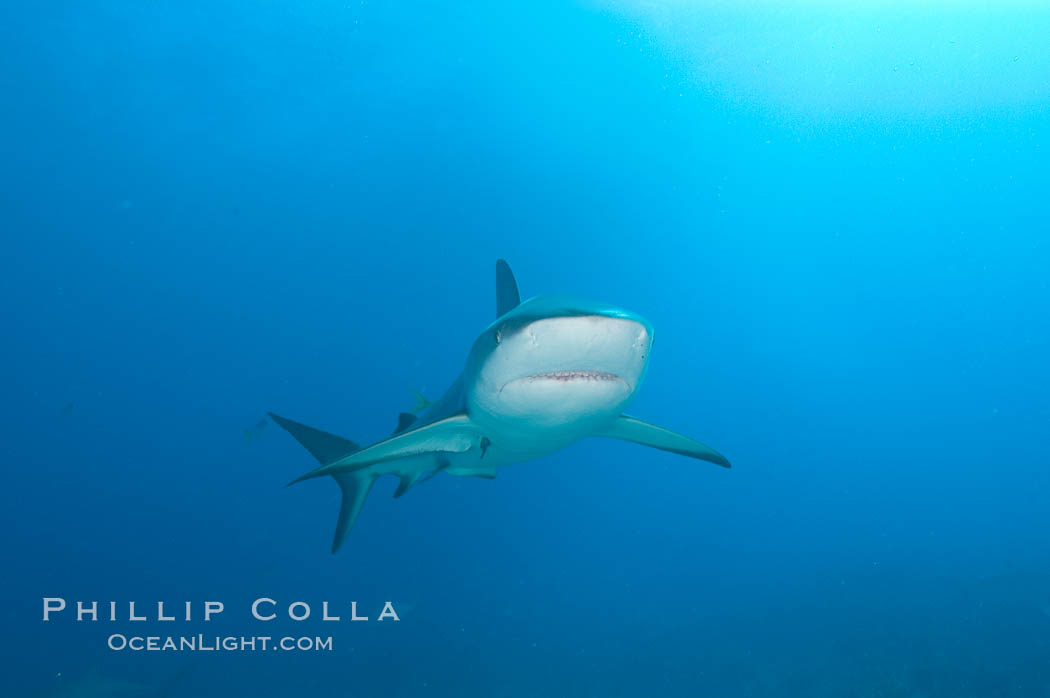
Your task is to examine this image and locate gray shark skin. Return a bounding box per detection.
[272,259,730,553]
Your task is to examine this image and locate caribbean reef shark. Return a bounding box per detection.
[272,260,730,552]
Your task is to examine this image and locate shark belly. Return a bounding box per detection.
[463,398,622,470]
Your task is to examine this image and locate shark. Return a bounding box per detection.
[271,259,730,552]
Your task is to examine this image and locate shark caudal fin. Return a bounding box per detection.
[268,412,360,463]
[496,259,520,317]
[268,412,376,553]
[332,472,377,553]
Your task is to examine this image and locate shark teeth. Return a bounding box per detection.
[527,370,620,382]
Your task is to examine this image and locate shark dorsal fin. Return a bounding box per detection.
[496,259,520,318]
[268,412,360,466]
[395,412,417,434]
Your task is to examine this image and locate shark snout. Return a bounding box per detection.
[471,314,651,428]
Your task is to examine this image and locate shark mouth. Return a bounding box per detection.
[525,370,621,382]
[497,370,632,395]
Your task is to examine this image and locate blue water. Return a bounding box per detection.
[2,1,1049,696]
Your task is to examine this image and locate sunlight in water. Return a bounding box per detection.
[595,0,1050,118]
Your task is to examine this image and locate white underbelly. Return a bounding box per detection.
[467,409,616,467]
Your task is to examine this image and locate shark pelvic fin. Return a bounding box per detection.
[421,456,452,484]
[393,471,425,498]
[288,413,481,484]
[496,259,521,317]
[332,472,377,553]
[597,415,731,468]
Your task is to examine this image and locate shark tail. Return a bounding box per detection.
[332,472,377,553]
[268,412,374,553]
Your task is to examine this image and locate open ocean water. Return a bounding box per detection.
[1,1,1049,696]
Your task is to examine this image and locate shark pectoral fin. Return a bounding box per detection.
[332,471,378,553]
[496,259,521,317]
[597,415,731,468]
[289,413,480,484]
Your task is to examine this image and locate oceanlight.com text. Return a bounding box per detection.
[107,634,334,652]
